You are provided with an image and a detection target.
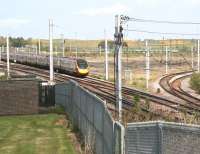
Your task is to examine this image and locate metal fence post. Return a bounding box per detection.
[114,122,125,154]
[102,103,105,154]
[69,81,73,114]
[157,123,163,154]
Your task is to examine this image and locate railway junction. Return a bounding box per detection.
[0,13,200,154]
[0,53,200,153]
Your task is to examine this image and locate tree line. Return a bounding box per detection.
[0,37,35,47]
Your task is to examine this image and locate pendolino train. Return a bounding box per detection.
[1,52,89,77]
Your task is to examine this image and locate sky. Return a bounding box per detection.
[0,0,200,40]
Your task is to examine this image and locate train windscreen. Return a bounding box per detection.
[77,59,88,69]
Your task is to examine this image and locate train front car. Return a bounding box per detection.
[76,59,89,76]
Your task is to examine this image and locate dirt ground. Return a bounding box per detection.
[85,52,194,92]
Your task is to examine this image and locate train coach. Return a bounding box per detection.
[1,52,89,77]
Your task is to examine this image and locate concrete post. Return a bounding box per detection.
[0,47,1,61]
[38,39,41,55]
[191,46,194,69]
[104,29,108,80]
[165,46,168,74]
[49,19,54,83]
[7,36,10,78]
[114,15,122,123]
[198,40,200,72]
[145,40,150,89]
[61,34,65,57]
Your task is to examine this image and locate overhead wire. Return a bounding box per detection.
[128,17,200,25]
[124,28,200,36]
[122,16,200,72]
[123,16,200,37]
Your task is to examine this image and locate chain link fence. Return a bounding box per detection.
[55,80,124,154]
[125,121,200,154]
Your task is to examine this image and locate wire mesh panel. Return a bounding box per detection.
[104,109,114,154]
[125,121,200,154]
[54,81,70,109]
[126,123,159,154]
[161,123,200,154]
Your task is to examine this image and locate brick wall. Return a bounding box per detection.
[0,79,40,115]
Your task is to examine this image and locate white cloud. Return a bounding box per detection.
[0,18,30,29]
[134,0,200,8]
[78,3,129,16]
[135,0,162,7]
[185,0,200,4]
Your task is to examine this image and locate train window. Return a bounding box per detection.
[77,59,88,69]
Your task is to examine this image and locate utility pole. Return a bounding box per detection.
[55,46,58,56]
[7,36,10,78]
[165,46,168,74]
[0,46,3,62]
[2,46,4,54]
[191,46,194,69]
[35,45,38,55]
[61,34,65,57]
[75,47,78,58]
[14,47,17,62]
[104,29,108,80]
[0,47,1,62]
[49,19,54,84]
[114,15,123,123]
[69,41,71,54]
[75,33,78,58]
[198,40,200,72]
[145,40,150,89]
[38,39,41,55]
[99,46,101,56]
[28,47,31,56]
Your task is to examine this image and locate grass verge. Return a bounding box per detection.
[0,114,77,154]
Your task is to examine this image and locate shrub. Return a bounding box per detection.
[0,75,7,80]
[190,73,200,93]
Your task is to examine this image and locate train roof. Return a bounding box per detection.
[6,52,87,62]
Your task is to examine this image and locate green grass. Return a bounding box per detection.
[0,114,77,154]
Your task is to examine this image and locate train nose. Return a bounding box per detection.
[79,69,89,75]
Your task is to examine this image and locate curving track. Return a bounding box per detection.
[0,62,199,115]
[159,71,200,113]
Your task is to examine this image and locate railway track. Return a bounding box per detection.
[159,71,200,112]
[0,62,199,115]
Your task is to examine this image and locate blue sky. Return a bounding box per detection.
[0,0,200,40]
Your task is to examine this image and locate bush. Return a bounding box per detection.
[190,73,200,93]
[0,75,7,81]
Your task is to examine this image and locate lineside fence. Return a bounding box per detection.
[54,80,200,154]
[55,80,124,154]
[125,121,200,154]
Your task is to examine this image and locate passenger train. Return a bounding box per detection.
[1,52,89,77]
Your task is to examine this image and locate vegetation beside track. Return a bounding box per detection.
[0,75,6,80]
[0,114,77,154]
[190,73,200,94]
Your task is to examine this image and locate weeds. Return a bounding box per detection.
[190,73,200,93]
[0,75,7,80]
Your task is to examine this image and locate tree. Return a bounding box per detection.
[98,40,128,49]
[9,37,28,47]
